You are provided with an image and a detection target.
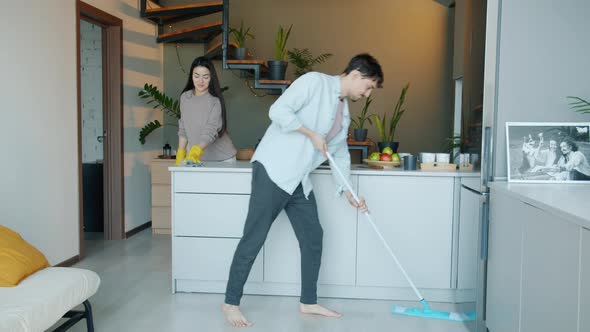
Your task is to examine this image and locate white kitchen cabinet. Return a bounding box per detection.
[486,192,523,332]
[457,184,480,289]
[174,171,251,194]
[520,204,579,332]
[487,185,588,332]
[356,176,454,289]
[264,174,358,286]
[173,193,250,238]
[582,228,590,332]
[171,170,259,293]
[173,237,263,282]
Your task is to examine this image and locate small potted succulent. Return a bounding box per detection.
[268,24,292,81]
[229,20,254,60]
[351,96,374,142]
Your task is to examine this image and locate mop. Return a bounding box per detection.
[326,152,476,322]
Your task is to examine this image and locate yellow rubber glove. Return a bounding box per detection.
[175,148,187,166]
[186,145,203,164]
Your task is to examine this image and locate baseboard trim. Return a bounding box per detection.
[55,255,80,267]
[126,221,152,238]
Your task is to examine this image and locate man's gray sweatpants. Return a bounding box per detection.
[224,161,323,305]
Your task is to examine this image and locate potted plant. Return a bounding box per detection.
[371,83,410,153]
[351,96,373,142]
[442,135,462,164]
[287,48,332,78]
[137,83,180,145]
[229,20,254,60]
[268,24,292,81]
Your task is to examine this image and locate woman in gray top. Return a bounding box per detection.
[175,56,237,165]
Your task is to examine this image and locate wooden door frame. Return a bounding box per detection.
[76,0,125,257]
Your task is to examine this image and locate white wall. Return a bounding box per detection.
[492,0,590,177]
[163,0,454,154]
[0,0,163,264]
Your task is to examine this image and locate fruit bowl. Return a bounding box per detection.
[363,159,401,169]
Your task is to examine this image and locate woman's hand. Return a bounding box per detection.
[345,191,368,213]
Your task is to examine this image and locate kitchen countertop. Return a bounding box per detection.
[169,161,480,177]
[489,181,590,229]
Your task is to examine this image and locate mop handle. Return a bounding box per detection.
[326,152,424,302]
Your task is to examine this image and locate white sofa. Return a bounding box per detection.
[0,267,100,332]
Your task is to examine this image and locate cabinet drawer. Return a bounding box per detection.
[151,206,170,230]
[173,237,263,282]
[151,160,174,184]
[152,184,171,206]
[174,194,249,237]
[174,172,251,194]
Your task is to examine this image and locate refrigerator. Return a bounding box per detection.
[456,0,501,332]
[458,0,501,331]
[457,0,590,330]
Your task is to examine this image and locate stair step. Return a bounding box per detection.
[157,22,222,43]
[146,0,162,9]
[204,40,239,59]
[226,59,267,67]
[258,79,292,85]
[143,1,223,24]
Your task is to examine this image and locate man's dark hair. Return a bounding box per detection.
[343,53,384,88]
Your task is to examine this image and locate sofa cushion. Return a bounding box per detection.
[0,225,49,287]
[0,267,100,332]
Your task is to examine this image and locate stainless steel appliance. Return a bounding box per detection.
[460,1,502,331]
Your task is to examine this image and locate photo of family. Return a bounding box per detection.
[506,122,590,183]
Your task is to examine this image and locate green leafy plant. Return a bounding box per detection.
[287,48,332,77]
[567,96,590,114]
[351,96,374,129]
[442,135,462,162]
[274,24,293,61]
[137,83,180,145]
[372,83,410,142]
[229,20,254,48]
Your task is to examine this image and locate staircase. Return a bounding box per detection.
[140,0,290,93]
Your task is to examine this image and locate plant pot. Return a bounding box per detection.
[268,60,287,80]
[235,48,248,60]
[353,129,368,142]
[378,141,400,153]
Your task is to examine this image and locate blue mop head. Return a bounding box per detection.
[392,300,475,322]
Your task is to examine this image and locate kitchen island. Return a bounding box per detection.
[169,161,480,303]
[486,182,590,332]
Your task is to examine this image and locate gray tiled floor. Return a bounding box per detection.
[55,229,475,332]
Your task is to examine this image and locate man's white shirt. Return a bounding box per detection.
[251,72,352,198]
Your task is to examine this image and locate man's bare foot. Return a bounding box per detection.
[221,303,254,327]
[299,303,342,318]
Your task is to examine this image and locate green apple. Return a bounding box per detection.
[369,152,381,161]
[391,153,401,162]
[381,147,393,155]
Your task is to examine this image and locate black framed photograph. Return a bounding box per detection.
[506,122,590,183]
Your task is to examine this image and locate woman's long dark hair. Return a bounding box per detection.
[182,56,227,137]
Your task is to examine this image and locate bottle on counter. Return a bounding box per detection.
[163,143,172,157]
